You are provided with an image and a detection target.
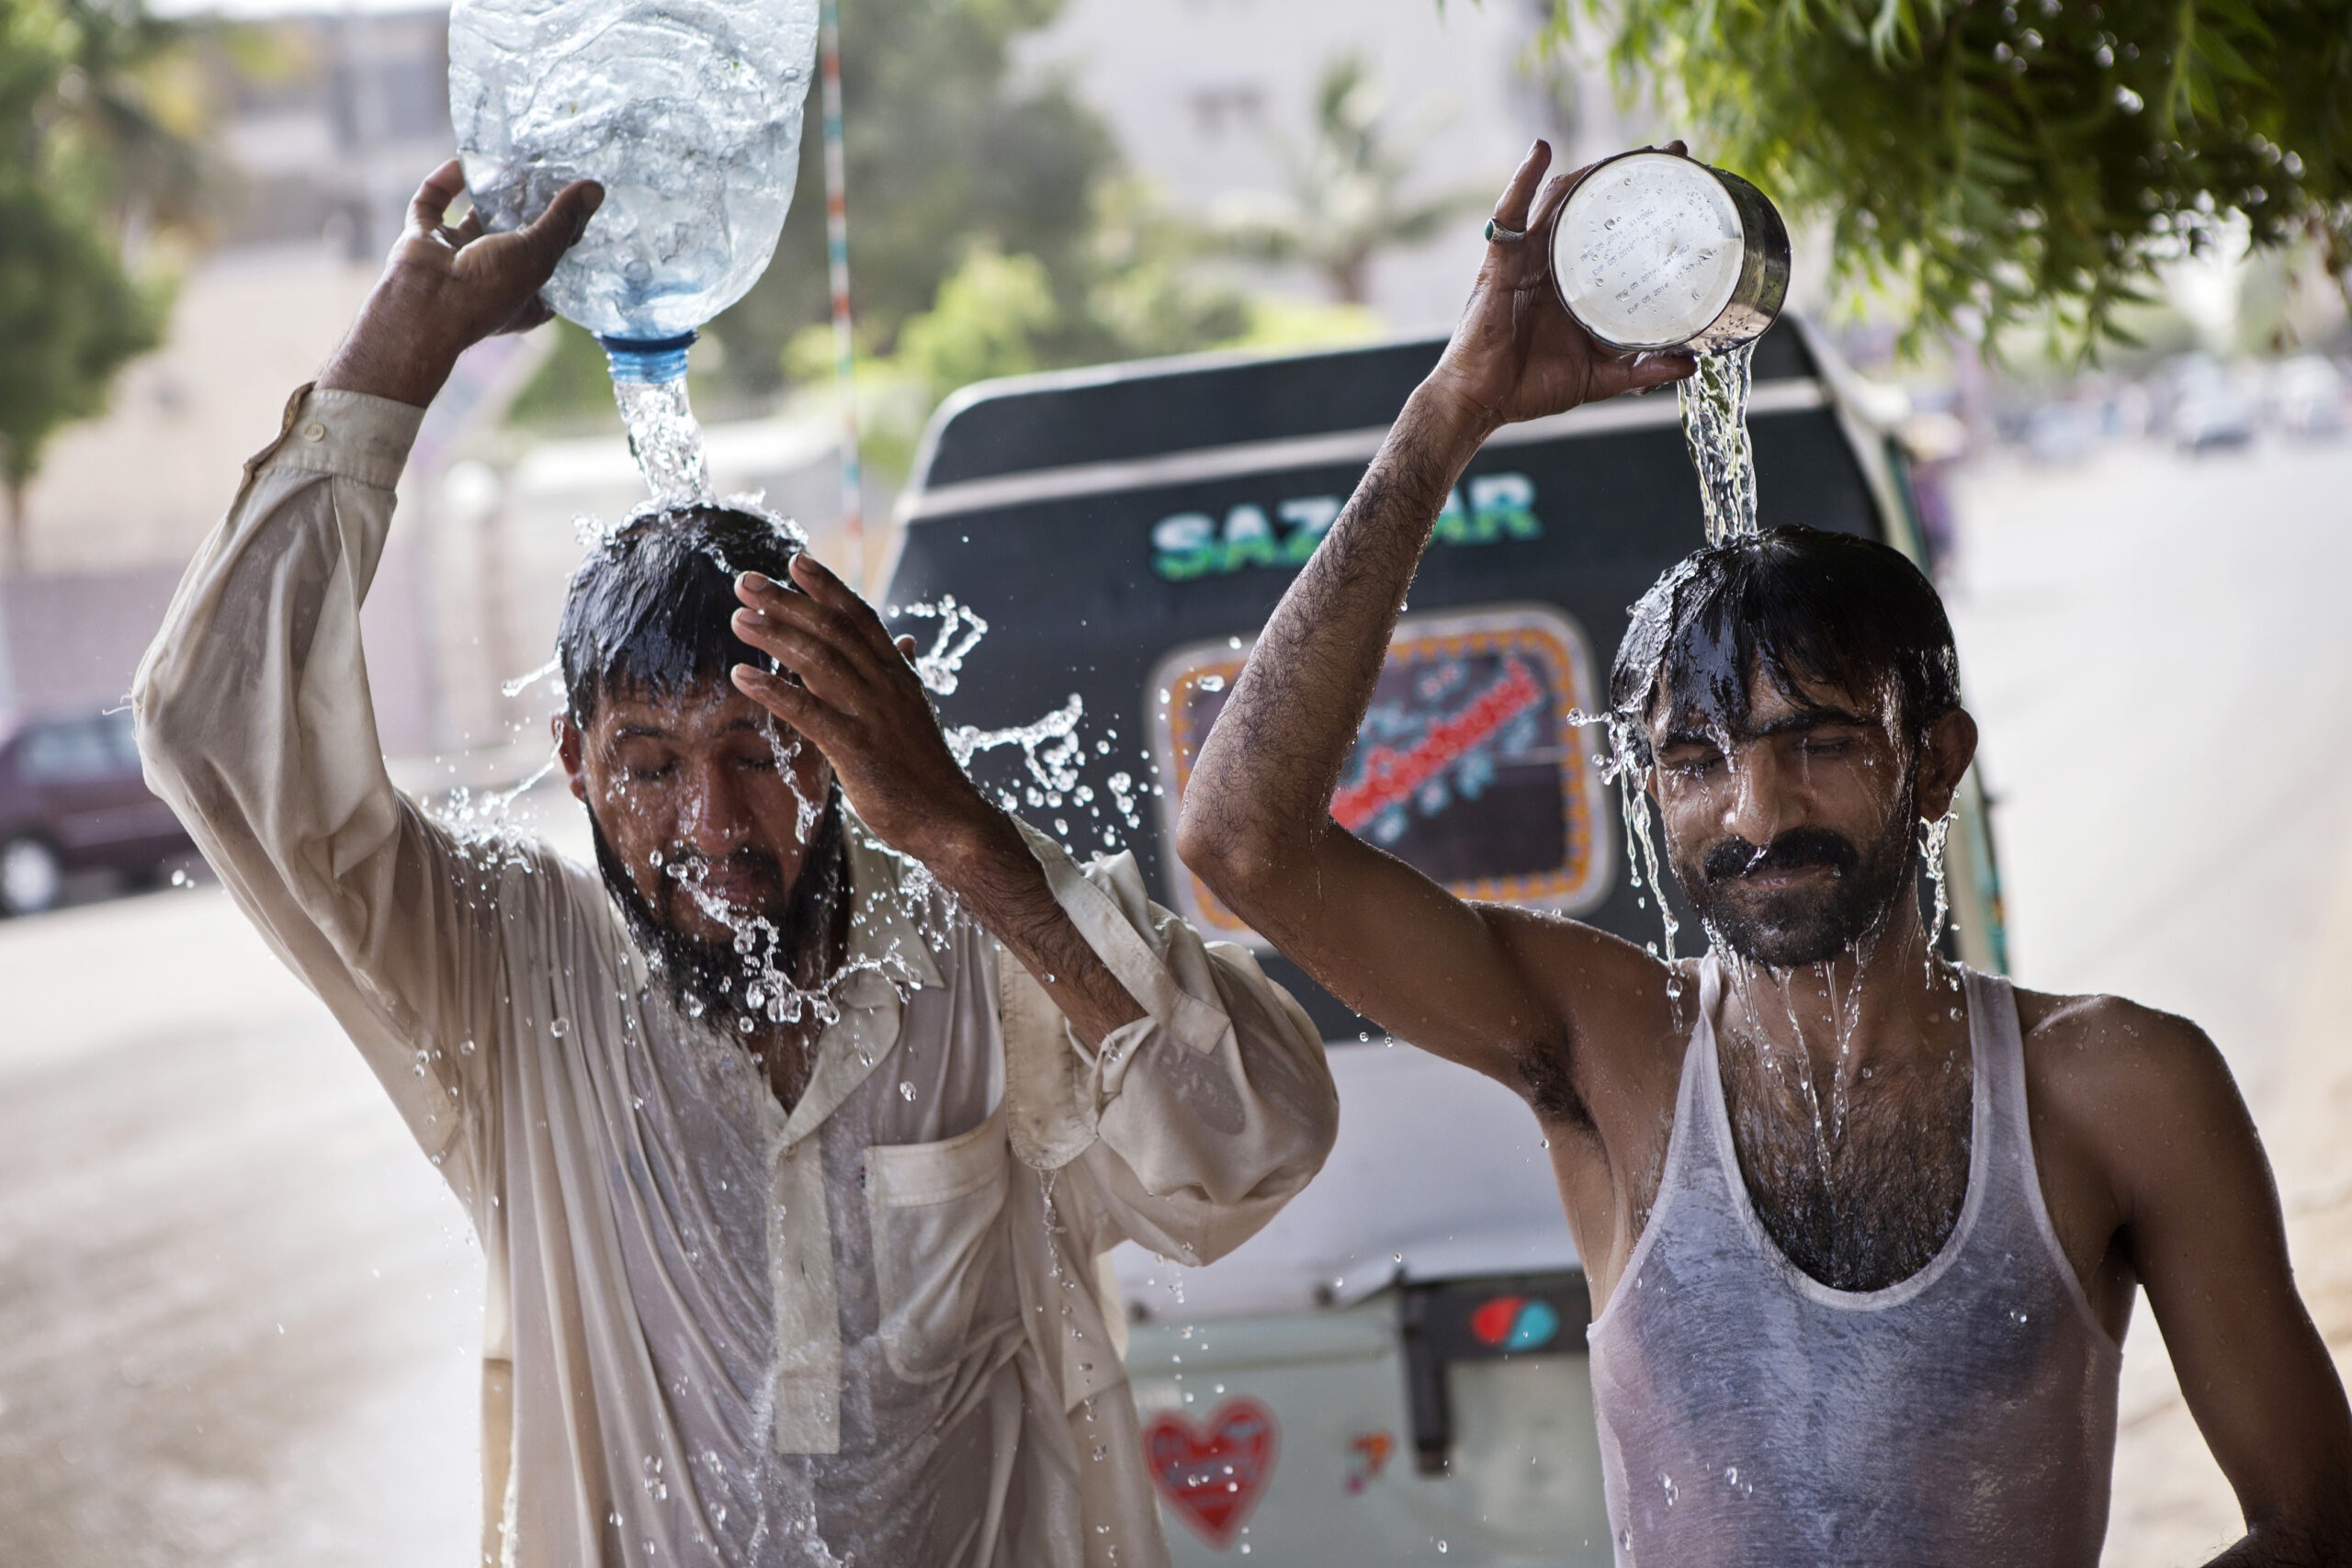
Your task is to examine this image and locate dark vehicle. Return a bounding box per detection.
[0,707,198,916]
[880,321,2004,1564]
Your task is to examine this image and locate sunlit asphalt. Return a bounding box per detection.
[2,432,2350,1564]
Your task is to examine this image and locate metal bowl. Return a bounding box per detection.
[1548,149,1790,355]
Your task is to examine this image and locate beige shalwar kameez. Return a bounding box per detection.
[133,387,1340,1568]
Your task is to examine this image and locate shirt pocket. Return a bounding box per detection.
[864,1106,1012,1383]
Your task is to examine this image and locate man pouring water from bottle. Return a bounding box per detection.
[1178,140,2352,1564]
[133,161,1337,1568]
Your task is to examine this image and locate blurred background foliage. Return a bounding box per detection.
[510,0,1385,470]
[1209,51,1487,306]
[1562,0,2352,357]
[512,0,1256,441]
[0,0,210,555]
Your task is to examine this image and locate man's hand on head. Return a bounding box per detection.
[728,557,1003,870]
[318,159,604,408]
[1418,139,1695,454]
[731,557,1150,1049]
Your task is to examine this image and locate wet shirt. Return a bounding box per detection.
[134,386,1340,1568]
[1586,961,2123,1567]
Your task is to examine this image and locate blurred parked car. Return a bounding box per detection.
[2272,355,2347,439]
[2165,355,2257,452]
[0,707,197,916]
[2023,400,2099,464]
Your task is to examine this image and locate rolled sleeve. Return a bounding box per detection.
[134,382,509,1214]
[262,385,426,489]
[1004,823,1339,1266]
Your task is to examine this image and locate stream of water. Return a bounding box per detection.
[616,376,716,507]
[1679,340,1760,544]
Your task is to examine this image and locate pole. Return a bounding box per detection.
[819,0,863,590]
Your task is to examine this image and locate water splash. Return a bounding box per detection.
[1679,340,1759,544]
[1919,809,1955,981]
[894,596,989,695]
[947,695,1086,813]
[500,656,564,700]
[1571,708,1684,1003]
[616,377,715,507]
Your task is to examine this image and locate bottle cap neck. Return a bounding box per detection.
[599,331,698,386]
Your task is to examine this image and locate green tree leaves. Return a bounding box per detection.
[0,0,195,563]
[1563,0,2352,355]
[705,0,1121,400]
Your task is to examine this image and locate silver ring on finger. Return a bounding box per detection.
[1485,218,1528,244]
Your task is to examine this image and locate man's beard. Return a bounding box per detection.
[1671,791,1917,970]
[589,791,846,1035]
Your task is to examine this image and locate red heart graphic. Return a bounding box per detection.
[1142,1398,1279,1549]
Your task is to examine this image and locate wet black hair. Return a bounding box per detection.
[1609,525,1962,762]
[558,502,809,728]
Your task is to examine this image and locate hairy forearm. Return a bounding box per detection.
[316,271,470,408]
[1182,382,1496,871]
[922,807,1146,1050]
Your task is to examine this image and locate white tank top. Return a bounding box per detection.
[1586,962,2123,1566]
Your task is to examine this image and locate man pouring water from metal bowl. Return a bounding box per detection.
[1177,138,2352,1565]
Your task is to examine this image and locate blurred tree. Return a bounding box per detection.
[733,0,1114,385]
[0,0,203,568]
[1212,52,1487,306]
[1560,0,2352,355]
[514,0,1254,428]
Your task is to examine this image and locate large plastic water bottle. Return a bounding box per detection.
[447,0,820,386]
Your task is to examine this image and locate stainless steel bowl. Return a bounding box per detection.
[1548,149,1791,354]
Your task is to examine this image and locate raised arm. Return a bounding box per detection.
[728,557,1339,1259]
[131,163,601,1206]
[1175,141,1691,1088]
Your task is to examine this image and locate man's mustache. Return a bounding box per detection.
[1702,828,1860,886]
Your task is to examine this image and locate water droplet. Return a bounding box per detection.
[899,1080,916,1101]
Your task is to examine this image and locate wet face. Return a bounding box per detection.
[558,683,834,945]
[1647,666,1974,968]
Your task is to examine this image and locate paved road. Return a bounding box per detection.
[0,891,483,1564]
[1,432,2348,1565]
[1949,431,2352,1563]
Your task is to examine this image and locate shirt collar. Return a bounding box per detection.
[775,816,949,1147]
[837,815,947,996]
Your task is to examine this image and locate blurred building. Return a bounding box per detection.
[1029,0,1644,333]
[6,2,457,747]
